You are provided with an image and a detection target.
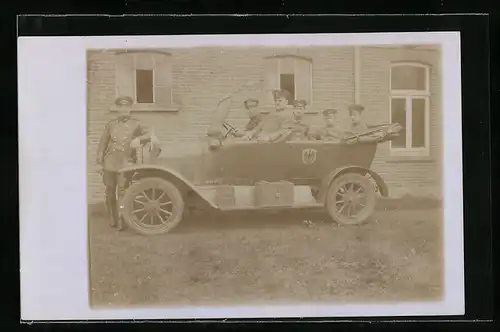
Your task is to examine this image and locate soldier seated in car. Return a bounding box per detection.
[243,98,262,132]
[273,99,311,141]
[280,109,311,141]
[347,104,369,134]
[314,108,345,141]
[343,104,379,144]
[244,89,294,142]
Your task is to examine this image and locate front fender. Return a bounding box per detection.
[117,164,218,209]
[318,165,389,203]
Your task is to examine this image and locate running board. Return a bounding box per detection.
[218,203,325,212]
[196,185,324,211]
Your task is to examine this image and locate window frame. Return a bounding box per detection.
[112,50,178,112]
[389,62,431,157]
[264,54,314,112]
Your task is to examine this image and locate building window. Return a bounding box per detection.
[280,73,295,102]
[264,55,313,107]
[135,69,154,103]
[114,50,173,110]
[389,63,431,157]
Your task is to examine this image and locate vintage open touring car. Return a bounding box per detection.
[112,95,402,236]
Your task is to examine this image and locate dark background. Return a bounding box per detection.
[7,1,496,330]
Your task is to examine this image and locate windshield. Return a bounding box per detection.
[206,79,265,138]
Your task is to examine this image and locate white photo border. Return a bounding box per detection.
[18,32,463,321]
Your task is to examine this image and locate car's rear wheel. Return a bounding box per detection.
[120,177,184,236]
[326,173,376,225]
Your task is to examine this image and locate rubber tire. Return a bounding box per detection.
[121,177,184,236]
[326,172,376,225]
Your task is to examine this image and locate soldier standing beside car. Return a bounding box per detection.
[95,96,154,228]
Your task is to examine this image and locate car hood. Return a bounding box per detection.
[147,140,208,182]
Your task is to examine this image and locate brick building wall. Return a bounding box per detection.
[86,46,441,203]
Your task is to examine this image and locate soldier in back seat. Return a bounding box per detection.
[315,109,345,141]
[277,100,311,141]
[347,104,369,134]
[244,89,294,142]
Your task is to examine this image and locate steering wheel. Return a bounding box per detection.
[223,122,236,137]
[223,121,244,138]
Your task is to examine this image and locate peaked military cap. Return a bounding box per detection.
[272,89,292,101]
[114,96,133,106]
[348,104,365,113]
[244,98,259,108]
[323,108,338,116]
[293,99,307,108]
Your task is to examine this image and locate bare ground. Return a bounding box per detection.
[88,208,443,308]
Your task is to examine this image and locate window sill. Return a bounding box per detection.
[259,105,319,114]
[386,155,435,163]
[110,104,181,113]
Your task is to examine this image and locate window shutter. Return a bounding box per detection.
[264,58,279,105]
[294,59,312,105]
[154,55,172,106]
[115,54,135,100]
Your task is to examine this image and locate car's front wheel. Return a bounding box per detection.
[326,172,376,225]
[120,177,184,236]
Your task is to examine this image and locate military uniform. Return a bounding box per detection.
[282,122,310,141]
[247,90,293,141]
[350,122,369,134]
[347,104,368,134]
[243,98,262,131]
[96,96,151,227]
[250,113,289,141]
[319,126,345,140]
[279,110,310,141]
[315,109,344,140]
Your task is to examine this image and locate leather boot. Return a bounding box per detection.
[105,187,118,228]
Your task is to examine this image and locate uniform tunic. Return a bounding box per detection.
[244,115,262,131]
[280,118,311,140]
[349,122,369,134]
[96,117,149,185]
[317,126,345,140]
[250,112,289,139]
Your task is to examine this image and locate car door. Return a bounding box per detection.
[205,140,297,184]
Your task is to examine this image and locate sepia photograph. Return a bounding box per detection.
[88,40,446,305]
[19,32,464,320]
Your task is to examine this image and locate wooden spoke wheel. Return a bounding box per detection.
[120,177,184,236]
[326,173,376,225]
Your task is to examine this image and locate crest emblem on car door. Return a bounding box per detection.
[302,148,317,165]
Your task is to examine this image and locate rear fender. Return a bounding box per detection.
[317,165,389,203]
[118,165,218,209]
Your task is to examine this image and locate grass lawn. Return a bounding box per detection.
[88,208,443,308]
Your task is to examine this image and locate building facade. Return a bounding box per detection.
[86,45,442,204]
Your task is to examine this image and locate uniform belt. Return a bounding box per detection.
[108,146,126,153]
